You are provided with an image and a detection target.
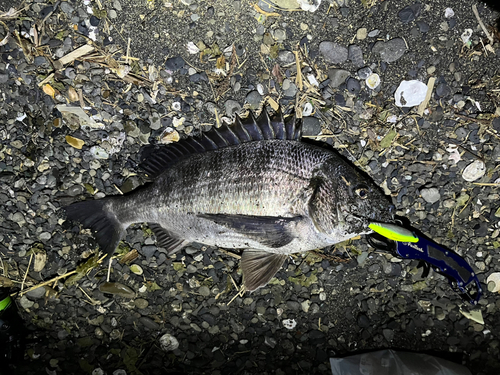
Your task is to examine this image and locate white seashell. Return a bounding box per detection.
[366,73,381,90]
[282,318,297,329]
[159,333,179,351]
[302,102,313,117]
[394,80,427,107]
[462,160,485,182]
[487,272,500,293]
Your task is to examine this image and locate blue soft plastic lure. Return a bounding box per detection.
[369,223,482,305]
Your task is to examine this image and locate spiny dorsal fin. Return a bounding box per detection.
[140,107,303,178]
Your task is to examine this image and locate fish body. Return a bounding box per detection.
[65,109,394,291]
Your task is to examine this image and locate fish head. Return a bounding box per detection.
[309,159,394,239]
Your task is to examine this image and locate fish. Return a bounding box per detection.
[64,108,394,291]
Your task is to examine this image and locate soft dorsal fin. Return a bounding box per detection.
[140,107,302,178]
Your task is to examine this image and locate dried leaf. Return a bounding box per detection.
[65,135,85,149]
[84,183,95,195]
[272,64,283,84]
[119,249,139,265]
[65,255,101,287]
[379,128,397,149]
[146,281,162,292]
[43,84,56,98]
[186,41,200,54]
[160,129,180,144]
[129,264,143,275]
[33,251,47,272]
[67,86,79,102]
[113,65,131,78]
[0,276,14,287]
[216,55,225,70]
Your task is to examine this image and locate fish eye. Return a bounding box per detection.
[354,185,369,199]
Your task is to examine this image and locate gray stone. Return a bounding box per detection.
[19,296,34,310]
[60,1,74,15]
[357,67,372,80]
[346,78,361,95]
[199,286,211,297]
[26,287,46,299]
[39,232,51,240]
[134,298,149,309]
[420,188,440,204]
[383,328,394,342]
[245,90,262,110]
[348,45,364,67]
[328,69,350,88]
[224,100,241,117]
[302,117,322,136]
[140,316,160,330]
[319,41,348,64]
[141,245,156,261]
[283,82,297,97]
[372,38,407,63]
[273,28,286,42]
[278,50,295,64]
[11,212,25,223]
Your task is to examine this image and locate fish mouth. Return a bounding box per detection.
[345,204,396,232]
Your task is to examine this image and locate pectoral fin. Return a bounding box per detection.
[149,223,189,255]
[241,249,287,292]
[197,214,300,248]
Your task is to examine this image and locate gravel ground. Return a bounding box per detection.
[1,0,500,374]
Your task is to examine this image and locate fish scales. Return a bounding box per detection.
[110,141,332,251]
[65,109,394,291]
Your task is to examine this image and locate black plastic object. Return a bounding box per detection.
[0,288,27,366]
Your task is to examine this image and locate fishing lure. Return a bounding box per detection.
[368,223,483,305]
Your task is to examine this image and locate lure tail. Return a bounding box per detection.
[64,199,125,258]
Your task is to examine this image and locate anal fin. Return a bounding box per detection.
[241,250,287,292]
[149,223,189,255]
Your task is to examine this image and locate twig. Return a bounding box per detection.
[113,184,124,195]
[473,182,500,186]
[18,270,77,296]
[227,284,245,306]
[53,44,95,70]
[106,257,112,282]
[294,51,303,91]
[126,37,131,64]
[217,248,241,260]
[417,77,436,116]
[78,286,97,305]
[452,113,492,126]
[20,253,34,292]
[459,195,473,216]
[472,4,494,44]
[0,254,5,276]
[37,72,55,87]
[227,275,245,306]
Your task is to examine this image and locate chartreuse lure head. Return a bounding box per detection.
[0,294,12,312]
[369,223,419,243]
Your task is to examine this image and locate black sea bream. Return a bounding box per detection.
[65,109,394,291]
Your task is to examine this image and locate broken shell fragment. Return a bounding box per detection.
[365,73,381,90]
[159,333,179,351]
[487,272,500,293]
[462,160,485,182]
[130,264,143,275]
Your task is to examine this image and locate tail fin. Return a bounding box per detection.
[64,199,125,258]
